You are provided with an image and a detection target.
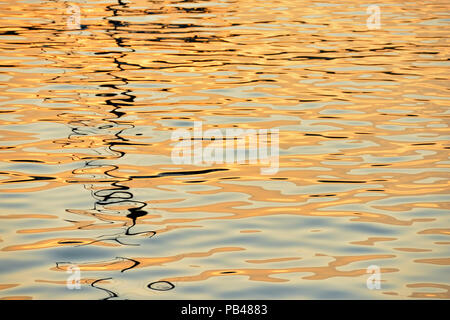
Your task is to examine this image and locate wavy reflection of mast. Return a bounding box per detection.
[53,1,158,299]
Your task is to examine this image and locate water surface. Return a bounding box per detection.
[0,0,449,299]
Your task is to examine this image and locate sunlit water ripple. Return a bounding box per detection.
[0,0,449,299]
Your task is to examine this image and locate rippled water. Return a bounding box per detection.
[0,0,449,300]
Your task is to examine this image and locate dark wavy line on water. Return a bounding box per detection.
[147,280,175,291]
[9,159,45,163]
[318,180,366,183]
[91,278,118,300]
[117,257,141,273]
[130,168,229,179]
[1,176,56,183]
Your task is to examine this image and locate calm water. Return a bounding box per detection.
[0,0,449,299]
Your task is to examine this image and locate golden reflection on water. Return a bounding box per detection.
[0,0,449,299]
